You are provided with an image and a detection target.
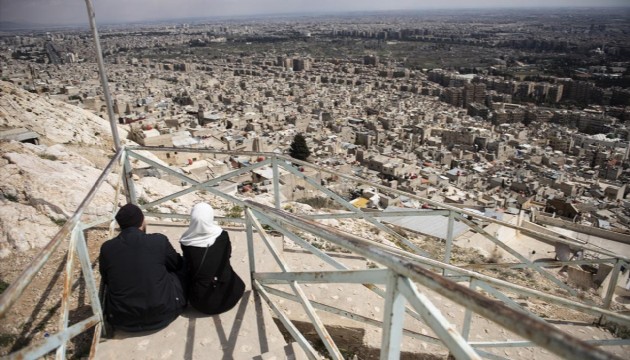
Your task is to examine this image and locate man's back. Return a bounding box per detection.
[99,227,186,332]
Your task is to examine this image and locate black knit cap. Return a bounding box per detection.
[115,203,144,229]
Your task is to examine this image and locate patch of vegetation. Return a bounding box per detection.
[603,321,630,339]
[0,333,17,348]
[0,280,9,295]
[137,197,148,205]
[261,224,281,236]
[225,205,243,219]
[38,153,58,161]
[49,216,67,227]
[296,196,344,210]
[4,193,18,202]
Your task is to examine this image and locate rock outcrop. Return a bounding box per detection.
[0,80,127,146]
[0,141,118,257]
[0,80,129,257]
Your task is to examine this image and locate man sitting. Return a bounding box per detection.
[99,203,186,332]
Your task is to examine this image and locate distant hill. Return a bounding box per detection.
[0,21,86,31]
[0,21,38,31]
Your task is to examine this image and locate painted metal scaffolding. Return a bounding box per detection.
[1,146,629,360]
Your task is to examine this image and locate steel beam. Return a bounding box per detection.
[304,209,453,220]
[245,210,256,277]
[254,281,321,359]
[250,208,348,270]
[55,226,79,360]
[254,269,390,285]
[443,211,455,273]
[398,277,481,360]
[455,213,579,297]
[75,226,105,336]
[7,315,100,360]
[260,284,443,345]
[470,338,630,348]
[84,0,121,150]
[251,207,443,327]
[272,156,281,209]
[603,259,622,309]
[283,155,627,262]
[474,280,545,324]
[121,150,137,204]
[126,149,272,208]
[462,279,476,341]
[463,258,618,270]
[380,272,406,360]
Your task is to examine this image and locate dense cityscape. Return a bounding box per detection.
[3,7,629,231]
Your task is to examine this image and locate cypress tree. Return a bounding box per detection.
[289,133,311,161]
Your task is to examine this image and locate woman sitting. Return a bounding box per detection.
[180,202,245,315]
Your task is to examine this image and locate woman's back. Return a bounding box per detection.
[182,230,245,315]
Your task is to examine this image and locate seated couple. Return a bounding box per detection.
[99,202,245,332]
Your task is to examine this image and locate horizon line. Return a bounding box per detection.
[2,5,629,31]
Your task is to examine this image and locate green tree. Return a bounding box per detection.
[289,133,311,161]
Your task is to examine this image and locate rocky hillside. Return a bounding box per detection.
[0,80,127,146]
[0,81,209,257]
[0,80,129,257]
[0,141,119,257]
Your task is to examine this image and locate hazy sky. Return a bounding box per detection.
[1,0,628,25]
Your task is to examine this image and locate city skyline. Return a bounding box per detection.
[1,0,629,27]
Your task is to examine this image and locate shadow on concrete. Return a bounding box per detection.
[178,290,261,359]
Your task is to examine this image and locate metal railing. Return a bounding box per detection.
[2,145,629,359]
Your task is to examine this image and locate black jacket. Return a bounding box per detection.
[99,227,186,331]
[181,231,245,315]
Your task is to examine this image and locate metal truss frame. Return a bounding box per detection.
[3,146,629,360]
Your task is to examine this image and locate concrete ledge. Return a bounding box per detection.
[535,215,630,245]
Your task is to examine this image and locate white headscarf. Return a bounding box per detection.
[180,203,223,247]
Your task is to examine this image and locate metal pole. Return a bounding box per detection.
[272,155,281,209]
[75,225,106,336]
[603,259,622,309]
[398,277,481,360]
[55,227,79,360]
[245,209,256,277]
[121,149,137,204]
[443,211,455,276]
[84,0,121,151]
[462,278,475,340]
[380,272,405,360]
